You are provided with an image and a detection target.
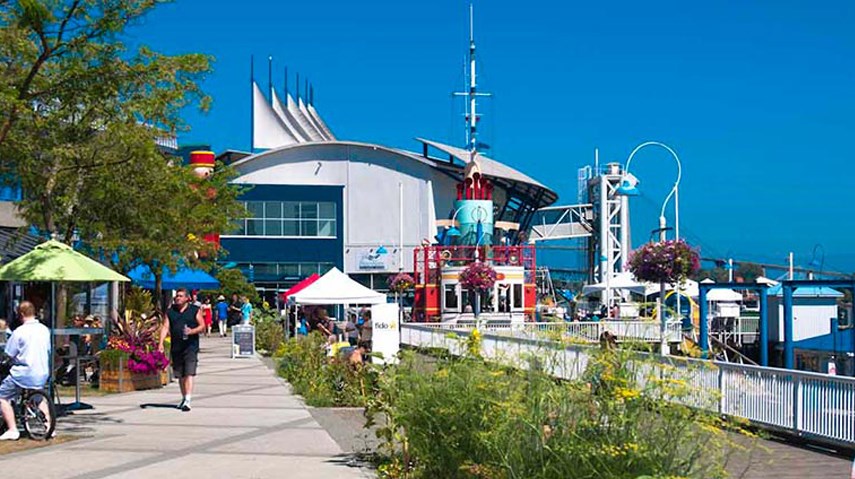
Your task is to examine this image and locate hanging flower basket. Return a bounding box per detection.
[387,272,415,293]
[459,261,497,292]
[628,239,700,284]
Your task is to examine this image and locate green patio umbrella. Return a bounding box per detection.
[0,240,129,282]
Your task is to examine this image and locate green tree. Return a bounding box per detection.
[199,268,259,305]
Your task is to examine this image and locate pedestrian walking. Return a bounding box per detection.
[159,288,205,412]
[202,297,213,337]
[240,296,253,324]
[228,294,242,328]
[215,295,229,336]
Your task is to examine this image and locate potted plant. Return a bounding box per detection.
[458,261,497,318]
[100,312,169,392]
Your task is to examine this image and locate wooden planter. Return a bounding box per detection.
[100,364,164,393]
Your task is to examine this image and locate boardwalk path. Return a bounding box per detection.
[0,336,369,479]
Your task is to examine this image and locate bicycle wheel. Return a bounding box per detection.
[22,390,55,440]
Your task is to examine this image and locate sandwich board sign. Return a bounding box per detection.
[232,325,255,358]
[371,303,400,365]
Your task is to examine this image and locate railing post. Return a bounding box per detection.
[792,374,802,433]
[759,287,769,367]
[718,366,725,414]
[699,287,709,358]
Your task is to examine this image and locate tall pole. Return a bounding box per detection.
[399,182,404,271]
[789,252,794,280]
[268,55,273,100]
[249,55,254,152]
[728,258,734,282]
[468,3,476,152]
[659,216,667,356]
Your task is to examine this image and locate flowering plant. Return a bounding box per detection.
[458,261,497,292]
[628,239,700,284]
[387,272,415,293]
[107,311,169,374]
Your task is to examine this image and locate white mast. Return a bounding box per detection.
[454,3,491,157]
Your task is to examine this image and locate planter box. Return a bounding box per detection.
[100,368,163,393]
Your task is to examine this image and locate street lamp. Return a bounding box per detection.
[618,141,682,242]
[617,141,683,355]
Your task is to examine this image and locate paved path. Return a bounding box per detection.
[0,336,370,479]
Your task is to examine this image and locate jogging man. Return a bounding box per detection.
[159,288,205,412]
[0,301,50,440]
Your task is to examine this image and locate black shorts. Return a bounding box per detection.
[171,349,199,378]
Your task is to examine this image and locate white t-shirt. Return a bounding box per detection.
[4,319,51,388]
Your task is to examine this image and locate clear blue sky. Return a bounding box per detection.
[127,0,855,273]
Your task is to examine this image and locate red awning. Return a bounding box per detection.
[280,273,321,301]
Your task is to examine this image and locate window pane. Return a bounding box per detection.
[246,201,264,219]
[246,219,264,236]
[300,263,319,277]
[255,263,277,278]
[280,263,299,278]
[513,284,523,309]
[230,219,245,235]
[265,219,282,236]
[318,219,335,236]
[265,201,282,219]
[444,284,458,310]
[301,219,317,236]
[282,220,300,236]
[301,202,318,219]
[319,202,336,219]
[283,202,300,219]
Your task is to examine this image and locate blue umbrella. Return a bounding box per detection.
[127,264,220,290]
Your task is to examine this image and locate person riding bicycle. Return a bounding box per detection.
[0,301,50,441]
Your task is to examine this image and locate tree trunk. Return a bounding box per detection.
[154,271,164,314]
[56,282,68,327]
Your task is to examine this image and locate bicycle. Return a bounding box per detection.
[0,353,56,441]
[0,385,56,440]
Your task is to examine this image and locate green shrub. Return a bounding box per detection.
[275,333,376,407]
[368,345,753,479]
[254,310,285,355]
[98,349,129,371]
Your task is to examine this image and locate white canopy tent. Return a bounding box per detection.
[645,278,700,298]
[290,267,386,305]
[699,278,743,302]
[582,272,651,296]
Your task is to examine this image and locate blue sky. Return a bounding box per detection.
[127,0,855,273]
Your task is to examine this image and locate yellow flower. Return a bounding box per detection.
[614,387,640,400]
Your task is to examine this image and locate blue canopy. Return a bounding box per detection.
[127,264,220,291]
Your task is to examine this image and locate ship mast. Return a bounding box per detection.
[454,3,492,159]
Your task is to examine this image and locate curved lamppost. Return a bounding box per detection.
[617,141,683,355]
[617,141,682,242]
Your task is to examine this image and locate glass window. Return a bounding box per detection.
[265,219,282,236]
[300,263,319,277]
[301,202,318,219]
[265,201,282,219]
[246,201,264,218]
[513,284,523,309]
[283,202,300,219]
[230,219,245,235]
[254,263,277,278]
[319,202,336,219]
[318,219,335,237]
[319,263,335,275]
[445,284,459,311]
[282,220,300,236]
[301,220,317,236]
[280,263,299,278]
[246,219,264,236]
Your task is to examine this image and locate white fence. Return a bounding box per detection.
[400,323,855,447]
[408,320,684,343]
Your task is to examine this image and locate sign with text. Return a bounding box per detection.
[232,325,255,359]
[371,303,400,365]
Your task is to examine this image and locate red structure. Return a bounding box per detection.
[412,245,536,322]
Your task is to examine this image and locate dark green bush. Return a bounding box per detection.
[254,310,285,355]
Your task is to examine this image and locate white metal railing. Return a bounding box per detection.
[403,321,684,343]
[399,324,855,447]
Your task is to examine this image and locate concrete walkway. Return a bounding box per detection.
[0,336,370,479]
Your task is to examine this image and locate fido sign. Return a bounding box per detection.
[370,303,400,365]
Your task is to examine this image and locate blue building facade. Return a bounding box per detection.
[219,184,344,301]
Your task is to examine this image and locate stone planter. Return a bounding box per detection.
[100,363,163,393]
